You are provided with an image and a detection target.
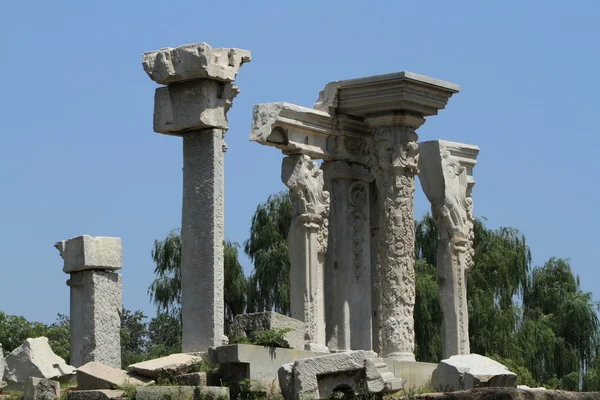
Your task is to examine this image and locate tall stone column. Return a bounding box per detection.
[322,161,373,351]
[418,140,479,358]
[370,115,423,362]
[282,154,330,352]
[55,235,122,368]
[142,43,250,352]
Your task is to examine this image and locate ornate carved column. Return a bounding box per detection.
[322,160,373,351]
[418,140,479,358]
[369,114,423,362]
[282,154,330,351]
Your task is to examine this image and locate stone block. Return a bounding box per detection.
[229,312,305,349]
[4,337,76,390]
[67,390,126,400]
[55,236,122,273]
[383,359,437,389]
[173,372,207,386]
[431,354,517,392]
[135,386,229,400]
[153,80,239,134]
[128,353,204,380]
[142,42,250,85]
[68,270,122,368]
[77,362,153,390]
[24,377,60,400]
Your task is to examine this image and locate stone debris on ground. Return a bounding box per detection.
[432,354,517,392]
[229,311,305,349]
[278,350,403,400]
[4,337,76,390]
[77,362,153,390]
[172,372,207,386]
[135,386,229,400]
[67,390,126,400]
[24,377,60,400]
[414,388,600,400]
[128,353,205,379]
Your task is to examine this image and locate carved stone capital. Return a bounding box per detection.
[373,125,419,177]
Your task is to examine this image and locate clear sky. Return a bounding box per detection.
[1,1,598,324]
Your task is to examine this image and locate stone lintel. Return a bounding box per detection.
[322,161,373,182]
[314,71,459,119]
[143,42,251,85]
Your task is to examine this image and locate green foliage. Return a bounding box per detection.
[149,229,182,318]
[224,240,247,329]
[413,259,441,363]
[121,309,149,368]
[232,328,292,348]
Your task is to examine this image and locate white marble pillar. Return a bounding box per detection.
[418,140,479,358]
[322,161,373,351]
[282,154,330,352]
[142,43,250,352]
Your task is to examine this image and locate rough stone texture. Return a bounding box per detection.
[153,80,240,134]
[415,388,598,400]
[229,312,305,349]
[128,353,204,380]
[282,155,330,350]
[0,344,7,390]
[24,377,60,400]
[67,390,126,400]
[142,42,250,85]
[55,236,122,273]
[173,372,207,386]
[181,131,225,352]
[419,140,480,358]
[67,270,122,368]
[431,354,517,392]
[384,360,437,389]
[135,386,229,400]
[4,337,76,390]
[278,350,402,400]
[322,161,373,351]
[77,362,153,390]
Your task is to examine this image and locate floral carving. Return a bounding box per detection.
[348,182,367,278]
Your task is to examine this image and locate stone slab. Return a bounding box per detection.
[77,362,153,390]
[135,386,229,400]
[432,354,517,392]
[67,390,126,400]
[229,312,305,350]
[384,360,437,389]
[128,353,204,380]
[142,42,250,85]
[24,377,60,400]
[55,236,122,273]
[173,372,207,386]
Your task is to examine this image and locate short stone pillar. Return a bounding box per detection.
[322,161,373,351]
[282,154,330,351]
[142,43,250,352]
[418,140,479,358]
[54,235,122,368]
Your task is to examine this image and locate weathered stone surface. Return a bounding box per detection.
[153,80,240,134]
[432,354,517,392]
[415,388,597,400]
[128,353,203,380]
[229,312,305,349]
[282,155,330,351]
[55,236,122,273]
[142,42,250,85]
[24,377,60,400]
[4,337,76,390]
[173,372,207,386]
[419,140,480,358]
[135,386,229,400]
[67,270,122,368]
[384,359,437,389]
[0,344,7,390]
[67,390,126,400]
[278,350,402,400]
[77,362,153,390]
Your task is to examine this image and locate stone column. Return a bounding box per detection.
[418,140,479,358]
[322,161,373,351]
[369,115,423,362]
[282,154,330,352]
[142,43,250,352]
[55,235,122,368]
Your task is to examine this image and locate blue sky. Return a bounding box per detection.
[1,1,598,324]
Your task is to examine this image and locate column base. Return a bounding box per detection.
[384,352,416,362]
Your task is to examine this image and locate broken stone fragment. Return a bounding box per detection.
[135,386,229,400]
[54,236,122,273]
[173,372,207,386]
[432,354,517,392]
[229,311,305,350]
[4,337,76,390]
[142,42,251,85]
[67,390,126,400]
[128,353,205,380]
[76,362,153,390]
[24,377,60,400]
